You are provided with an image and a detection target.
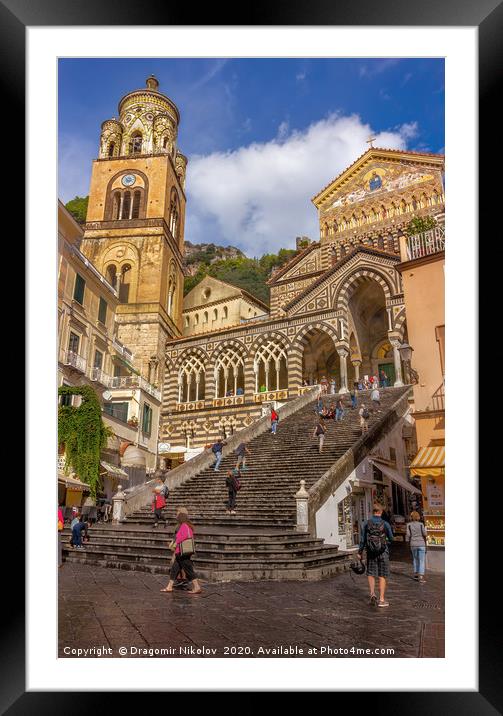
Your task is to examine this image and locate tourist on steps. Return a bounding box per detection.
[359,404,370,434]
[152,483,167,528]
[371,385,381,408]
[406,511,428,583]
[234,441,250,472]
[350,388,358,409]
[226,470,239,514]
[358,502,394,608]
[335,397,345,421]
[270,407,279,435]
[211,437,227,471]
[313,419,327,453]
[71,516,89,549]
[161,510,201,595]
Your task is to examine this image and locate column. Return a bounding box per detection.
[255,365,259,393]
[352,359,361,383]
[119,193,124,220]
[337,348,349,393]
[177,380,182,404]
[391,341,404,386]
[195,376,200,402]
[186,373,192,402]
[275,360,280,391]
[265,360,270,391]
[223,369,228,397]
[287,347,303,394]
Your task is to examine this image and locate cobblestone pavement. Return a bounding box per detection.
[59,556,444,659]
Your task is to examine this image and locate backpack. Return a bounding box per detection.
[233,476,242,491]
[362,408,370,420]
[161,484,169,499]
[212,443,220,454]
[366,519,387,556]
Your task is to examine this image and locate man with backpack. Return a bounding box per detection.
[234,442,250,472]
[358,503,394,607]
[312,419,327,453]
[211,437,227,471]
[359,404,370,434]
[225,469,241,515]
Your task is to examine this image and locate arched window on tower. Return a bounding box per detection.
[167,261,176,319]
[130,132,143,155]
[222,306,228,320]
[106,265,117,290]
[119,264,131,303]
[377,235,384,250]
[132,190,141,219]
[169,188,180,242]
[122,191,131,220]
[340,244,347,257]
[387,236,395,252]
[108,142,115,157]
[112,192,121,220]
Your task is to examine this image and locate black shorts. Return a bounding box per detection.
[366,551,390,577]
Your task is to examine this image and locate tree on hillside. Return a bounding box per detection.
[65,196,89,225]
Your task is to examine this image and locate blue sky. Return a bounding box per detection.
[59,58,444,256]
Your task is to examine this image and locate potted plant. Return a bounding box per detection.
[127,415,139,427]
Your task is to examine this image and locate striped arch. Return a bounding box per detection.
[292,321,340,351]
[392,305,407,340]
[246,330,290,358]
[208,338,247,372]
[173,345,209,370]
[334,266,395,312]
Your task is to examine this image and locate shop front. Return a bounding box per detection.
[58,472,90,520]
[410,445,445,572]
[368,458,423,540]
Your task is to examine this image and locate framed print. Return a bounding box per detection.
[1,0,496,707]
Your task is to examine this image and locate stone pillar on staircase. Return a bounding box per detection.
[112,485,126,523]
[390,338,404,387]
[352,359,361,383]
[337,347,349,393]
[295,479,309,533]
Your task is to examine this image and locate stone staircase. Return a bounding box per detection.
[63,386,409,581]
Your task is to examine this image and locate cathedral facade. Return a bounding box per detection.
[163,147,444,451]
[77,78,444,456]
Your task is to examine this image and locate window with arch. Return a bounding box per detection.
[340,244,347,257]
[108,142,115,157]
[166,261,177,318]
[377,235,384,250]
[214,346,245,397]
[184,316,190,328]
[254,340,288,392]
[222,306,228,320]
[169,188,180,242]
[194,313,199,326]
[203,311,209,324]
[178,354,206,402]
[110,186,145,221]
[387,236,395,252]
[213,308,218,321]
[130,131,143,155]
[105,265,117,289]
[119,264,131,303]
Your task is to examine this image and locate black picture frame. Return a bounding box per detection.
[4,0,492,709]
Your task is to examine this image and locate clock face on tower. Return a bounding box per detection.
[122,174,136,187]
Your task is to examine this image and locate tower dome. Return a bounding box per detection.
[114,76,180,157]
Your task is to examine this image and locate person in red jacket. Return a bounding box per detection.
[270,407,279,435]
[152,484,167,528]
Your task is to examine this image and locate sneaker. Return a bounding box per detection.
[370,594,378,606]
[418,576,426,584]
[230,510,236,515]
[214,469,219,472]
[377,600,390,608]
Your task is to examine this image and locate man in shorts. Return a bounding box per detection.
[358,502,394,607]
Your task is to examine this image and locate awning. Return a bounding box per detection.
[57,471,89,492]
[409,446,445,477]
[99,461,129,480]
[369,459,422,495]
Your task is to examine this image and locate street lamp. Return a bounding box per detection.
[398,342,418,385]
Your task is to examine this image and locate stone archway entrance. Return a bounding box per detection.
[345,277,401,386]
[301,328,340,388]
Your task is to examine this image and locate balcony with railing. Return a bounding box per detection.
[64,350,87,373]
[402,225,445,261]
[108,374,161,401]
[91,367,112,386]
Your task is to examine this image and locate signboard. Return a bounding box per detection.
[426,481,444,508]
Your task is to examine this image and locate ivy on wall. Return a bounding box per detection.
[58,385,113,499]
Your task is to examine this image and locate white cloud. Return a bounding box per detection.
[185,113,415,256]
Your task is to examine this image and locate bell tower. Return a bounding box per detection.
[80,76,188,388]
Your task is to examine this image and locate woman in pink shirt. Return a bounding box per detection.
[161,510,202,595]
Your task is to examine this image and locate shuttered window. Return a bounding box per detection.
[73,274,86,305]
